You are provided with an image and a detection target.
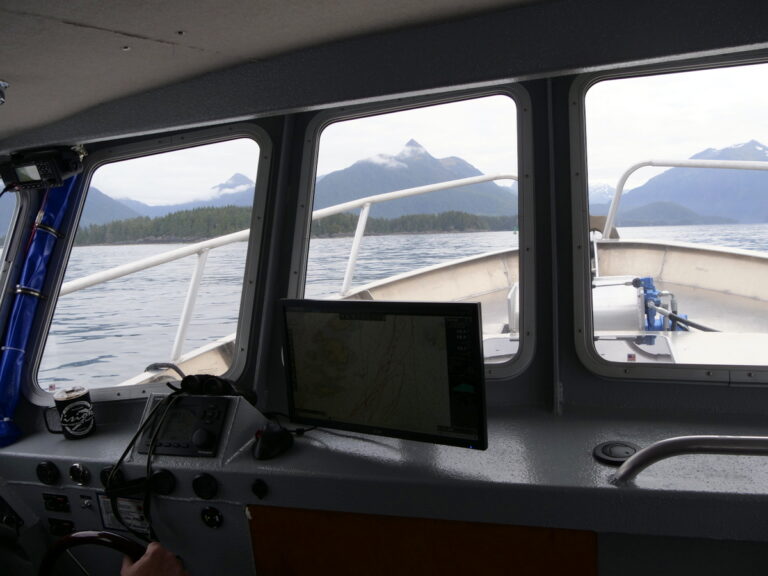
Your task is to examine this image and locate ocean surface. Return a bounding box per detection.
[22,223,768,389]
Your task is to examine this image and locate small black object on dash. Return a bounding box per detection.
[253,423,293,460]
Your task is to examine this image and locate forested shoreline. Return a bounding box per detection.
[73,206,518,245]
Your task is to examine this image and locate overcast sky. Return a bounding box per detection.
[586,61,768,187]
[316,95,518,178]
[90,138,261,205]
[89,61,768,205]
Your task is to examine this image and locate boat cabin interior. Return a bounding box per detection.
[3,1,768,574]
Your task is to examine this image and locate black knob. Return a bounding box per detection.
[192,428,216,451]
[151,469,177,496]
[100,466,125,488]
[36,461,60,486]
[68,463,91,486]
[201,506,223,528]
[251,479,269,500]
[192,473,218,500]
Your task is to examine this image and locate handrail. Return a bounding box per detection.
[312,173,517,220]
[60,230,250,362]
[603,159,768,238]
[60,173,517,360]
[60,229,250,295]
[312,173,518,295]
[612,434,768,484]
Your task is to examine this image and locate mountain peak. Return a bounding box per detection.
[692,139,768,161]
[313,141,517,217]
[222,172,253,185]
[396,139,431,160]
[731,139,766,149]
[211,172,255,196]
[623,139,768,223]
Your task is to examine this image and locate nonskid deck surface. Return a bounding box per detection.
[468,278,768,335]
[463,277,768,364]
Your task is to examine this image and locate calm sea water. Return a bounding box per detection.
[617,222,768,252]
[40,243,248,387]
[305,230,520,298]
[32,223,768,389]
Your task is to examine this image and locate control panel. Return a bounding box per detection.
[138,395,231,457]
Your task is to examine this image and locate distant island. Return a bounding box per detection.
[75,205,252,245]
[74,206,518,245]
[313,211,516,237]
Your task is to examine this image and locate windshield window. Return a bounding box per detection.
[38,138,261,392]
[584,63,768,370]
[305,95,522,363]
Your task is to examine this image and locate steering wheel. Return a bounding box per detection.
[38,530,146,576]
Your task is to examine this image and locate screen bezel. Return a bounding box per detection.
[281,299,487,450]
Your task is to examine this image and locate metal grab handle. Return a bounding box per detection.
[613,435,768,484]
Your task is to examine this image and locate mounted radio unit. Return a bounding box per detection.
[0,148,82,190]
[137,395,231,457]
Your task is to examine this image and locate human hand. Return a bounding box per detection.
[121,541,188,576]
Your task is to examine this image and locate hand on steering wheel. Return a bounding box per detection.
[121,541,188,576]
[39,530,185,576]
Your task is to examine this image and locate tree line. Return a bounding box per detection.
[75,206,253,245]
[74,206,518,245]
[311,211,517,237]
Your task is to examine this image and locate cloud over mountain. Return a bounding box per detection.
[313,140,517,218]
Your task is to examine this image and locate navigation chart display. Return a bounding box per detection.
[282,299,487,449]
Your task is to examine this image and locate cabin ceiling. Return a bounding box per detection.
[0,0,539,147]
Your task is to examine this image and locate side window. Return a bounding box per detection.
[0,177,15,312]
[38,137,262,393]
[304,95,525,364]
[0,176,13,254]
[582,63,768,376]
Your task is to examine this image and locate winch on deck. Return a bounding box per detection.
[592,276,688,332]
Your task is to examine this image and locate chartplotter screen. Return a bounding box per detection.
[282,299,487,449]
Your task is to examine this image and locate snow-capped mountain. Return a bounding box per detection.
[620,140,768,223]
[115,173,255,218]
[313,140,517,218]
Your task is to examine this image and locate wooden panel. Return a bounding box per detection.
[248,505,596,576]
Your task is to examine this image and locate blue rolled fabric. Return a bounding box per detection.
[0,177,78,447]
[17,229,58,295]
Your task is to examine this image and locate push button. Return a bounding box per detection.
[593,441,639,465]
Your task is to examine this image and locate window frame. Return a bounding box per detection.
[570,60,768,386]
[0,187,19,285]
[24,123,272,405]
[0,187,33,344]
[289,86,536,380]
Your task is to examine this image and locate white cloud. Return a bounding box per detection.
[213,183,253,196]
[361,154,407,169]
